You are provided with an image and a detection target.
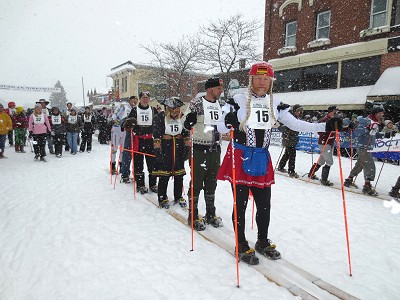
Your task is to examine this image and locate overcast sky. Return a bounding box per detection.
[0,0,265,108]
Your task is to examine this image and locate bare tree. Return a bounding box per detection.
[141,35,203,98]
[200,14,262,97]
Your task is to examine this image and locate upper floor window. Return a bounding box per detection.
[285,21,297,47]
[316,11,331,39]
[394,0,400,26]
[371,0,389,27]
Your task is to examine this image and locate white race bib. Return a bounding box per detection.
[52,115,62,125]
[68,115,78,124]
[137,107,152,126]
[203,98,221,126]
[164,118,182,136]
[246,98,271,130]
[33,114,45,124]
[84,114,92,123]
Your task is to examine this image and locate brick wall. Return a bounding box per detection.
[381,52,400,73]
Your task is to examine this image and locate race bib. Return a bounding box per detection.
[165,118,182,136]
[137,107,152,126]
[84,114,92,123]
[34,114,45,124]
[68,115,77,124]
[203,98,221,126]
[52,115,62,125]
[246,98,271,130]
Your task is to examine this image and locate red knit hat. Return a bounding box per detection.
[8,101,16,108]
[249,62,274,77]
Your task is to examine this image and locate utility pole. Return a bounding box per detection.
[82,77,86,107]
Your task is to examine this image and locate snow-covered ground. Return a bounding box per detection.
[1,140,399,300]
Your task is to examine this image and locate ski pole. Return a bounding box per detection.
[113,145,122,190]
[131,130,136,200]
[335,127,353,276]
[274,146,285,171]
[250,191,255,230]
[374,135,394,189]
[350,130,353,170]
[307,131,333,182]
[310,132,314,166]
[109,144,113,184]
[190,128,195,251]
[230,129,240,288]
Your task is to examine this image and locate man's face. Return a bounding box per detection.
[129,97,137,107]
[40,102,46,108]
[376,112,384,121]
[139,94,150,106]
[294,109,303,117]
[67,104,72,109]
[209,85,223,101]
[169,106,180,118]
[252,75,272,93]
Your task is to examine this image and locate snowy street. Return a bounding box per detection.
[1,141,399,300]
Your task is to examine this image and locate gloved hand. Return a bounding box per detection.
[224,112,239,129]
[154,147,163,163]
[226,97,240,112]
[369,122,379,135]
[325,116,343,132]
[184,112,197,129]
[183,146,190,161]
[51,130,55,136]
[124,117,137,130]
[391,131,397,137]
[28,131,33,139]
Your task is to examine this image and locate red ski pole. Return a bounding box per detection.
[131,130,136,200]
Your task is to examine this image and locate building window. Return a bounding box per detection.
[285,21,297,47]
[371,0,388,27]
[316,11,331,39]
[121,76,128,93]
[341,56,381,88]
[394,0,400,26]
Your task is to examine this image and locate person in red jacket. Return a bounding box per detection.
[307,105,337,186]
[11,106,29,153]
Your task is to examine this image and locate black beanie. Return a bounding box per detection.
[205,77,223,89]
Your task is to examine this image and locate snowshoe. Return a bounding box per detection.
[188,218,206,231]
[236,241,259,265]
[138,186,148,194]
[288,172,299,178]
[120,176,131,184]
[40,157,47,162]
[277,167,287,173]
[174,197,187,208]
[150,185,158,193]
[205,215,223,228]
[320,180,333,186]
[362,185,378,196]
[344,178,358,188]
[389,189,400,199]
[255,239,281,260]
[308,174,318,180]
[159,199,170,209]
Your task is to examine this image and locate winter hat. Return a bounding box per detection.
[351,113,358,119]
[328,105,337,112]
[292,104,303,112]
[36,99,49,105]
[384,120,393,126]
[8,101,16,108]
[159,97,184,109]
[139,91,150,98]
[249,61,274,78]
[16,106,24,114]
[205,77,223,89]
[85,106,90,110]
[0,103,4,108]
[371,105,384,114]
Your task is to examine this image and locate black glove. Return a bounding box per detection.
[184,112,197,129]
[226,97,240,112]
[28,132,33,139]
[124,117,137,130]
[224,112,239,129]
[183,146,190,161]
[154,147,163,163]
[391,131,397,137]
[325,116,343,132]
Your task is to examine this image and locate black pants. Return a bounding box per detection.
[53,134,65,156]
[134,138,156,188]
[232,185,271,243]
[33,133,47,157]
[8,130,13,145]
[278,147,296,173]
[157,175,183,202]
[80,131,93,152]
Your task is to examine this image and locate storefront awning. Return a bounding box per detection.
[367,67,400,101]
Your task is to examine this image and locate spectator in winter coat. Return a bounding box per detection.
[66,108,83,155]
[11,106,29,153]
[277,104,303,178]
[0,103,13,158]
[152,97,190,209]
[382,120,398,138]
[6,101,16,146]
[80,106,96,153]
[307,105,338,186]
[49,107,67,158]
[97,107,109,144]
[343,106,385,196]
[28,104,52,161]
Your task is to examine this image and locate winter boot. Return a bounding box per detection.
[255,239,281,260]
[150,185,158,193]
[111,162,117,175]
[188,217,206,231]
[320,165,333,186]
[138,186,149,194]
[288,171,299,178]
[308,163,321,180]
[34,155,39,160]
[277,167,287,173]
[236,241,259,265]
[344,177,358,188]
[205,215,223,228]
[159,198,170,209]
[362,184,378,196]
[120,176,131,184]
[20,146,26,153]
[389,187,400,199]
[40,157,47,162]
[15,145,20,153]
[0,151,4,159]
[174,197,187,208]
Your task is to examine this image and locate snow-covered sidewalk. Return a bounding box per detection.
[1,141,399,300]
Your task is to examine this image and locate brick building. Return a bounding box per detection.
[260,0,400,119]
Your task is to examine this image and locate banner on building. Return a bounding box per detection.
[0,84,61,93]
